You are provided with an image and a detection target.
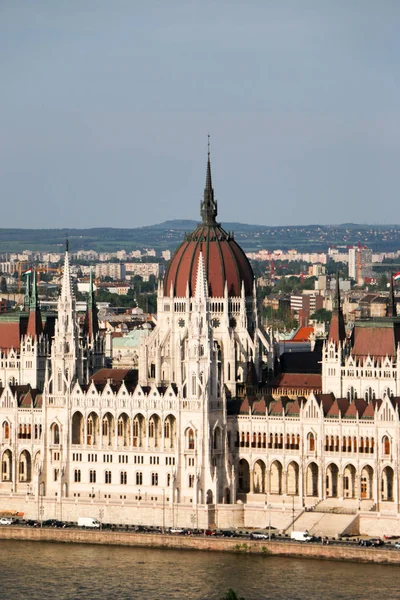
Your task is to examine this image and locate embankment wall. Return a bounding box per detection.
[1,528,400,565]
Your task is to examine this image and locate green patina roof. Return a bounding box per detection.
[113,329,151,348]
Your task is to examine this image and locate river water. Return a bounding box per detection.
[1,540,399,600]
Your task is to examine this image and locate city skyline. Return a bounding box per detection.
[1,1,399,229]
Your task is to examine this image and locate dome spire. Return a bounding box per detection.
[201,135,218,225]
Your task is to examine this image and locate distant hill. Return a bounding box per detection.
[1,221,400,254]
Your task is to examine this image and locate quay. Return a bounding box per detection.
[0,527,400,565]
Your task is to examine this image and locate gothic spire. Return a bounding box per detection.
[60,242,74,301]
[30,269,38,310]
[24,271,31,311]
[200,136,218,225]
[388,272,397,318]
[194,252,208,300]
[328,272,346,345]
[27,270,43,338]
[83,268,99,340]
[88,268,94,309]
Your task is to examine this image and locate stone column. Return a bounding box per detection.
[249,468,254,494]
[338,473,344,499]
[282,470,288,496]
[299,464,304,504]
[320,463,325,500]
[266,469,271,495]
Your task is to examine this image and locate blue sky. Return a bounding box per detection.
[1,1,399,228]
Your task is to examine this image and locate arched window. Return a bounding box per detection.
[102,418,108,436]
[164,421,170,438]
[52,424,60,445]
[192,373,197,395]
[383,436,391,455]
[118,418,124,437]
[188,428,195,450]
[2,421,10,440]
[308,433,315,452]
[57,371,62,393]
[120,471,127,485]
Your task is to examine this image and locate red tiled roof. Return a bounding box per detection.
[362,402,376,418]
[252,396,267,415]
[328,311,346,345]
[316,394,335,415]
[269,398,284,415]
[27,309,43,339]
[0,322,23,350]
[286,398,302,415]
[238,396,250,414]
[352,326,398,358]
[292,326,313,342]
[273,372,322,390]
[90,368,138,384]
[163,223,254,298]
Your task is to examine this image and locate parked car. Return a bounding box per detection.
[54,520,68,528]
[0,517,13,525]
[359,539,373,546]
[370,538,385,547]
[169,527,185,534]
[26,520,40,528]
[394,541,400,549]
[42,519,58,527]
[250,531,270,540]
[221,530,236,538]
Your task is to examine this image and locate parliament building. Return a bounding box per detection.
[1,154,400,532]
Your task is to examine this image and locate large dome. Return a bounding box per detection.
[163,152,254,298]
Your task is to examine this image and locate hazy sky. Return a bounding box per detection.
[1,1,399,229]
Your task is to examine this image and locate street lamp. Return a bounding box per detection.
[162,488,166,534]
[292,495,295,532]
[358,496,361,512]
[267,503,272,540]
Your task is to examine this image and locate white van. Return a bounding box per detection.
[77,517,100,528]
[290,531,312,542]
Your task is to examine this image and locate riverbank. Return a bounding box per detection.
[0,527,399,564]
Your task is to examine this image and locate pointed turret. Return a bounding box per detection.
[24,271,31,311]
[83,269,99,340]
[328,273,346,344]
[195,252,208,299]
[200,136,218,225]
[387,272,397,318]
[27,270,43,338]
[60,239,74,301]
[51,239,82,392]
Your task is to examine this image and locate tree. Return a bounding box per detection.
[0,277,7,293]
[310,308,332,323]
[376,273,388,291]
[221,590,245,600]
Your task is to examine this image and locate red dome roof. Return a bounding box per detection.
[163,223,254,298]
[164,148,254,298]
